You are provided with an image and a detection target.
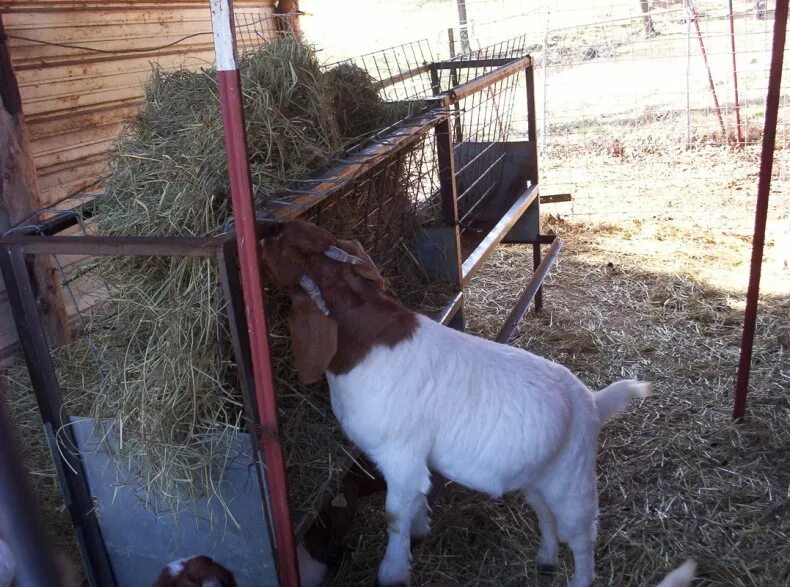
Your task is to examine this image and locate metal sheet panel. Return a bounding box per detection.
[71,416,277,587]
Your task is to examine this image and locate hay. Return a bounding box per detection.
[329,217,789,586]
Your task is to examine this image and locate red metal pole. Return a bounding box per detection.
[209,1,300,584]
[733,0,787,421]
[728,0,744,146]
[688,0,727,141]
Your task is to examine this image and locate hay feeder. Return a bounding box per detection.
[0,23,560,587]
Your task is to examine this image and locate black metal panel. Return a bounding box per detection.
[0,245,116,587]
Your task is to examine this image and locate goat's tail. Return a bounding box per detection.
[654,559,697,587]
[594,379,651,422]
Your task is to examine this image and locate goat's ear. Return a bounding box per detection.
[288,290,338,384]
[335,239,385,288]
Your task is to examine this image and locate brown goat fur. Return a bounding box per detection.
[151,555,237,587]
[259,220,417,383]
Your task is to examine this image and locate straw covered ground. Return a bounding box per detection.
[328,216,789,586]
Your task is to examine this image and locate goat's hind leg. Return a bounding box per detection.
[547,490,597,587]
[522,487,560,573]
[409,492,430,544]
[376,460,431,586]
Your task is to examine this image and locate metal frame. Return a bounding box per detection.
[0,234,279,587]
[0,38,559,587]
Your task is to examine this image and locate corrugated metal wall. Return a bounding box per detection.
[0,0,277,365]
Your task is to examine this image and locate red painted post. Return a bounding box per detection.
[688,0,727,141]
[209,1,300,584]
[733,0,787,421]
[728,0,744,146]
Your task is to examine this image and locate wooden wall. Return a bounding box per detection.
[0,0,278,365]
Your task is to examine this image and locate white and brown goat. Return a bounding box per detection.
[259,220,651,587]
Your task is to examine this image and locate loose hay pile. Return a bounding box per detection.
[2,36,446,526]
[329,218,789,586]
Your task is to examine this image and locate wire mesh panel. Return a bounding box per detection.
[438,36,529,231]
[538,0,788,234]
[326,40,437,103]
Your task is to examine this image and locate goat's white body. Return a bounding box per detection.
[329,316,598,497]
[327,315,648,586]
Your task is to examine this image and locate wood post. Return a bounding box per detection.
[0,15,71,348]
[275,0,301,36]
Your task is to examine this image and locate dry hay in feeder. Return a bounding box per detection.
[328,217,789,586]
[2,36,448,523]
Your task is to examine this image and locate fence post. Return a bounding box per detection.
[209,1,300,584]
[728,0,744,147]
[734,0,788,420]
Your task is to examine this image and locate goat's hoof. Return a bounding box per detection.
[537,562,559,574]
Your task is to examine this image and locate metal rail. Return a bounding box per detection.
[461,183,539,285]
[495,237,563,344]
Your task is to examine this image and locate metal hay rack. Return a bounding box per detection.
[0,34,562,587]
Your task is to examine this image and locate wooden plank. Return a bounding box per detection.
[1,14,71,347]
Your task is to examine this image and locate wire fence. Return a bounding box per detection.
[303,0,788,235]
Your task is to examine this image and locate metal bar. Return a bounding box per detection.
[728,0,744,147]
[0,245,116,587]
[210,2,300,585]
[435,118,464,289]
[11,201,96,237]
[525,62,542,311]
[734,0,787,421]
[447,56,531,103]
[271,110,448,220]
[434,57,518,69]
[540,193,572,204]
[0,234,223,257]
[215,242,275,543]
[0,389,64,587]
[447,28,464,143]
[435,291,464,326]
[373,63,432,91]
[461,183,539,285]
[495,237,563,344]
[429,63,441,95]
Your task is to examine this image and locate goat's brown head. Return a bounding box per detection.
[259,219,402,384]
[152,555,237,587]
